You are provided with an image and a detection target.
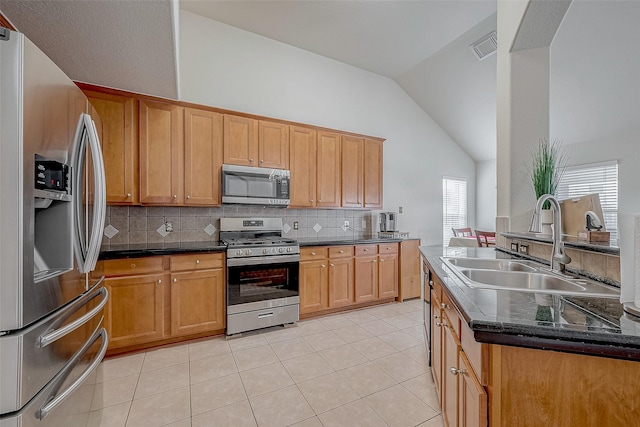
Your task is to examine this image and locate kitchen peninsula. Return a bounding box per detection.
[421,245,640,427]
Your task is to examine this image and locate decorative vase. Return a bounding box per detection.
[539,209,553,236]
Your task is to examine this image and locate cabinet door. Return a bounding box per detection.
[289,126,317,208]
[259,120,289,169]
[399,240,421,301]
[443,322,461,427]
[341,135,364,207]
[300,260,328,314]
[363,138,383,208]
[317,130,341,207]
[328,257,354,307]
[223,115,257,166]
[184,108,223,205]
[139,100,183,204]
[103,273,166,349]
[354,256,377,303]
[431,291,443,403]
[458,351,488,427]
[170,268,225,337]
[378,253,399,299]
[86,91,138,204]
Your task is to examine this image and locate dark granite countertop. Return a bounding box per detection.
[99,242,227,260]
[99,237,421,260]
[502,231,619,255]
[420,245,640,361]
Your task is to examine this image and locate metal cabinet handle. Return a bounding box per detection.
[187,195,191,199]
[450,367,464,376]
[131,263,136,269]
[311,252,316,256]
[173,194,177,199]
[380,259,385,262]
[157,279,162,284]
[441,303,448,309]
[260,159,264,163]
[173,278,177,283]
[339,250,344,253]
[310,199,314,202]
[127,193,131,197]
[250,158,254,162]
[436,321,446,327]
[433,314,440,319]
[330,263,335,267]
[429,280,434,286]
[196,259,200,264]
[363,249,368,252]
[321,264,326,268]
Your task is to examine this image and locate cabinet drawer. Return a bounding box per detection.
[102,257,164,277]
[170,253,224,272]
[441,292,460,338]
[355,245,377,257]
[329,246,354,258]
[301,247,328,261]
[378,243,398,254]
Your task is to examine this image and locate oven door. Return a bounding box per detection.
[227,255,299,309]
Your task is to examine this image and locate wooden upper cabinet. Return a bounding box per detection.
[223,115,258,167]
[184,108,223,206]
[259,120,289,169]
[85,91,138,204]
[139,100,183,204]
[363,139,383,209]
[341,135,364,208]
[289,126,317,208]
[316,131,341,207]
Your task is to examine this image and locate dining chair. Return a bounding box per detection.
[475,230,496,247]
[452,227,473,237]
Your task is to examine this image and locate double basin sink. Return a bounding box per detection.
[440,257,620,298]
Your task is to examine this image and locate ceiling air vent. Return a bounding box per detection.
[470,31,497,60]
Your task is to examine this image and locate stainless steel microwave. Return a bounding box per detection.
[222,164,290,206]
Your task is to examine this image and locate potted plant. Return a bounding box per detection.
[530,138,567,235]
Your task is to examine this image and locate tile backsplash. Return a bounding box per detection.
[101,205,377,250]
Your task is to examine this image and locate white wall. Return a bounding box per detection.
[476,159,497,231]
[178,11,477,245]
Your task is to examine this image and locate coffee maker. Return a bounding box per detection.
[379,212,399,232]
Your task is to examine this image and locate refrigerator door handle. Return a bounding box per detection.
[38,327,109,420]
[38,284,108,348]
[83,116,106,273]
[71,113,106,274]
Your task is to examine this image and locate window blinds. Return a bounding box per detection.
[443,177,468,246]
[555,161,618,240]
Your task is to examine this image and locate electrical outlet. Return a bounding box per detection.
[165,221,173,232]
[362,220,366,228]
[399,206,403,214]
[519,244,529,255]
[344,220,350,228]
[293,221,299,230]
[511,242,519,252]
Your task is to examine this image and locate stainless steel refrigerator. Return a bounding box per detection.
[0,28,108,426]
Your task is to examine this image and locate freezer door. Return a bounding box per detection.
[0,327,108,427]
[71,113,106,275]
[0,282,108,414]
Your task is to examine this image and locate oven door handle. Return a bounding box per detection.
[227,254,300,267]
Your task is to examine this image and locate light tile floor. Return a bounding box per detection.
[91,299,444,427]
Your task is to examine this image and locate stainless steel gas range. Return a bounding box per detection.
[221,218,300,335]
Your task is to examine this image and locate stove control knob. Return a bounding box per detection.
[278,247,285,253]
[236,250,243,256]
[286,247,292,252]
[263,249,269,254]
[245,249,252,256]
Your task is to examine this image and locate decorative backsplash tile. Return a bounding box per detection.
[101,205,377,250]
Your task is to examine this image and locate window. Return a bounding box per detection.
[443,177,468,246]
[556,161,618,240]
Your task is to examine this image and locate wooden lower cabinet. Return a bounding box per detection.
[398,239,421,301]
[100,253,225,352]
[443,320,462,427]
[458,352,487,427]
[299,259,329,314]
[328,256,354,307]
[378,252,399,299]
[354,255,378,303]
[170,268,225,337]
[103,273,167,349]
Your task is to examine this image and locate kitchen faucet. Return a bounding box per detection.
[529,194,571,273]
